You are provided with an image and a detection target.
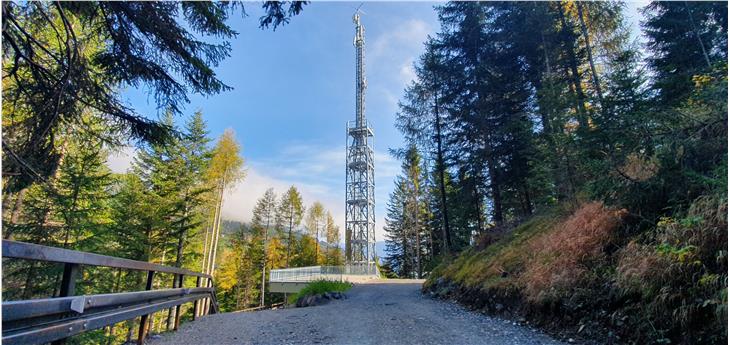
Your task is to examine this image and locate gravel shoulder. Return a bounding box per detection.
[148,279,563,345]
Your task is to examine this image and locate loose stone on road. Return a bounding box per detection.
[149,279,562,345]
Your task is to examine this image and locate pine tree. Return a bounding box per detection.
[251,188,277,307]
[277,186,305,267]
[172,112,213,270]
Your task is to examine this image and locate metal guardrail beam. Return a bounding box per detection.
[3,287,213,322]
[2,240,217,345]
[3,294,207,345]
[2,240,211,278]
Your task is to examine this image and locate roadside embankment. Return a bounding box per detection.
[424,201,727,344]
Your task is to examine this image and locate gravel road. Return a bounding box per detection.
[149,279,562,345]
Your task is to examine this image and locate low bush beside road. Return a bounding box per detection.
[288,280,353,307]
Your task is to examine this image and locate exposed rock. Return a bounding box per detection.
[295,292,347,308]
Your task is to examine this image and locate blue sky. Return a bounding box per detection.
[108,1,649,243]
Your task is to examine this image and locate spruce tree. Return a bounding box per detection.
[643,1,728,104]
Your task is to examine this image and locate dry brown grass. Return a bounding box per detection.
[615,194,727,336]
[618,153,660,182]
[615,241,668,292]
[521,202,627,302]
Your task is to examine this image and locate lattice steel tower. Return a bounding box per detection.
[345,11,376,265]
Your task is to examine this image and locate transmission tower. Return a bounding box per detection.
[345,10,376,266]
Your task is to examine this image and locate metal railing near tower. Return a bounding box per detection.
[345,10,376,266]
[269,264,380,283]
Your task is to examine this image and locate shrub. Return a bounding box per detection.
[522,202,627,303]
[287,279,352,304]
[615,241,668,296]
[616,194,727,342]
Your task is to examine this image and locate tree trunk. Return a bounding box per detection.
[10,187,26,224]
[175,193,190,268]
[685,1,711,68]
[576,2,603,103]
[433,91,452,253]
[522,187,533,217]
[260,216,270,307]
[314,222,319,265]
[414,184,421,279]
[557,3,589,130]
[200,215,212,273]
[207,174,227,276]
[486,151,503,226]
[473,181,484,236]
[286,209,293,267]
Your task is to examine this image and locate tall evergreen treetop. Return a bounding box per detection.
[2,1,306,192]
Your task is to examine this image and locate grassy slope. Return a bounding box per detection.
[428,214,558,294]
[425,201,727,345]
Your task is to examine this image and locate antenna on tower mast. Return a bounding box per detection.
[345,5,376,269]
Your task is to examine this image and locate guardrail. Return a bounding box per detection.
[1,240,219,345]
[270,263,379,283]
[269,266,342,282]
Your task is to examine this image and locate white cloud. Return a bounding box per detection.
[104,144,349,240]
[370,19,430,63]
[369,18,431,88]
[399,61,417,85]
[228,143,401,243]
[220,166,342,228]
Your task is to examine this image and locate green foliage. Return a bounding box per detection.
[384,145,430,278]
[278,186,305,267]
[643,1,727,104]
[1,1,306,192]
[412,2,727,343]
[287,280,352,305]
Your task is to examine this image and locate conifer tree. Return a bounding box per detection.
[277,186,305,267]
[324,212,343,265]
[251,188,277,307]
[203,129,245,277]
[643,1,728,104]
[384,146,429,278]
[305,202,325,264]
[2,1,307,193]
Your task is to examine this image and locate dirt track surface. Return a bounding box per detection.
[148,279,563,345]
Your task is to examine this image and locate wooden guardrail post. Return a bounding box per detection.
[173,274,184,330]
[206,278,213,315]
[193,276,201,320]
[166,274,177,331]
[137,270,155,345]
[50,263,80,345]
